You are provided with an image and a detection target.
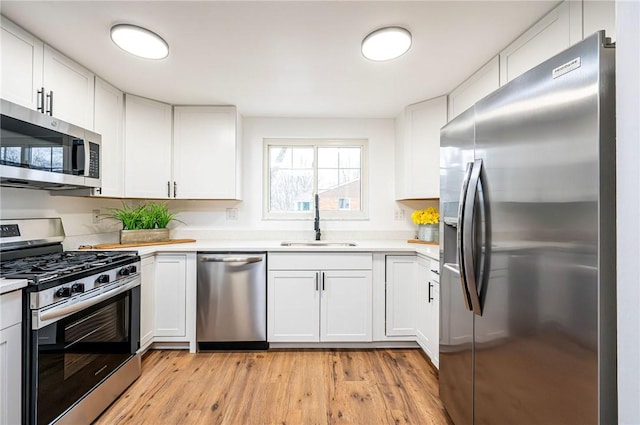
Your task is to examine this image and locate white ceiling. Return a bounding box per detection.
[1,1,558,118]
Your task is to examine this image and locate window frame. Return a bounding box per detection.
[263,138,368,220]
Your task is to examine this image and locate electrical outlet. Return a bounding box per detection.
[92,209,100,224]
[226,208,238,221]
[394,208,405,221]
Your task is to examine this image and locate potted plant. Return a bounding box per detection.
[107,202,182,244]
[411,206,440,242]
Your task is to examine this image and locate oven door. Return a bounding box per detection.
[29,283,140,425]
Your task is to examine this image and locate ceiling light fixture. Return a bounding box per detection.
[110,24,169,60]
[361,26,412,61]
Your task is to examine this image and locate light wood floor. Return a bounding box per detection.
[94,349,452,425]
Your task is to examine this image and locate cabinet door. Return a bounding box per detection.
[415,257,430,349]
[321,270,372,342]
[385,256,417,336]
[42,45,94,128]
[94,77,124,197]
[268,270,320,342]
[154,255,186,338]
[395,96,448,200]
[0,16,43,110]
[428,283,440,368]
[0,323,21,425]
[499,1,582,85]
[140,256,156,350]
[124,94,172,198]
[173,106,240,199]
[449,56,500,120]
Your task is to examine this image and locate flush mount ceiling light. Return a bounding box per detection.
[110,24,169,60]
[361,26,412,61]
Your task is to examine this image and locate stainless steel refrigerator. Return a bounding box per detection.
[439,31,617,425]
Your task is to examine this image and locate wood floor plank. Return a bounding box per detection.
[94,349,452,425]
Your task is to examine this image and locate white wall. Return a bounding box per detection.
[172,117,429,240]
[615,0,640,423]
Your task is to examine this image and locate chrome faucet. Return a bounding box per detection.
[314,193,321,241]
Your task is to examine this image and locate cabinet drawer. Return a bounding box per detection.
[268,253,372,270]
[1,289,22,329]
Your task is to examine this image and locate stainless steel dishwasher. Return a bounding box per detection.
[196,252,268,350]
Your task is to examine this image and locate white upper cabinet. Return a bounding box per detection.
[583,0,616,42]
[0,17,94,128]
[42,45,95,128]
[94,77,124,197]
[124,94,173,198]
[0,16,43,110]
[395,95,448,200]
[499,1,582,85]
[172,106,242,199]
[448,57,500,120]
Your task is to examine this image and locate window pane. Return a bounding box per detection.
[269,169,313,212]
[318,169,338,191]
[339,169,360,185]
[292,148,313,168]
[338,148,361,168]
[269,147,291,168]
[318,147,338,168]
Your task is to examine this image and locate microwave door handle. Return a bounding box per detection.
[457,162,474,311]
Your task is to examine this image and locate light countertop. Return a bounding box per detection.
[0,278,28,295]
[129,239,440,259]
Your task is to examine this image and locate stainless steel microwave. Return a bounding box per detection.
[0,99,101,190]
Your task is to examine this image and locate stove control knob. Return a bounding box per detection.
[126,265,138,274]
[55,287,71,298]
[118,267,130,277]
[71,283,85,294]
[96,274,110,284]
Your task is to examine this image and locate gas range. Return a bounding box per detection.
[0,218,143,425]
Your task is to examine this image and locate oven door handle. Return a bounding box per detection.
[35,276,140,329]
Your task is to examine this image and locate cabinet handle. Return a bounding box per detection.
[315,272,319,291]
[428,282,433,303]
[430,269,440,275]
[322,272,325,291]
[46,91,53,116]
[174,181,177,198]
[37,87,45,113]
[167,181,171,198]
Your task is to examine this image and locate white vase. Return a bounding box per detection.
[418,224,439,242]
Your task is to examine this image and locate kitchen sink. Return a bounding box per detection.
[280,241,357,247]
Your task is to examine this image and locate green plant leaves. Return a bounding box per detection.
[105,202,183,230]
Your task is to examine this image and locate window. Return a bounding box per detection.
[264,139,367,219]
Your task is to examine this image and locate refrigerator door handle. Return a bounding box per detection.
[457,161,474,311]
[463,159,484,316]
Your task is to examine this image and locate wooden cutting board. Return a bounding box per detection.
[407,239,439,245]
[79,239,196,250]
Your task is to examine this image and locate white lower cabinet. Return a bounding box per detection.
[140,255,155,351]
[1,289,22,425]
[385,255,417,336]
[267,253,373,343]
[416,257,439,368]
[154,254,187,338]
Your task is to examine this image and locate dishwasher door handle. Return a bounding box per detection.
[198,256,264,265]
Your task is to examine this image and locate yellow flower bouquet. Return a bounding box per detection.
[411,207,440,225]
